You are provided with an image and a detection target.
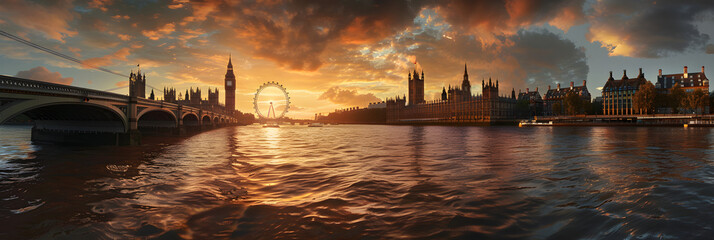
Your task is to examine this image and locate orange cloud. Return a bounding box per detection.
[142,23,176,40]
[82,48,131,67]
[0,0,77,42]
[115,80,129,87]
[88,0,113,12]
[15,66,73,85]
[318,87,381,107]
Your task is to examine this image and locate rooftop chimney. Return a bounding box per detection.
[536,87,538,92]
[639,68,642,75]
[703,66,705,73]
[526,88,529,93]
[570,81,574,89]
[557,83,560,89]
[684,66,688,78]
[659,69,662,76]
[609,71,613,78]
[548,85,551,90]
[583,80,587,86]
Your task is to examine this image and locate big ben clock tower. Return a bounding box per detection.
[224,55,236,113]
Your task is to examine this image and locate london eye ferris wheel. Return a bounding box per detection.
[253,81,290,119]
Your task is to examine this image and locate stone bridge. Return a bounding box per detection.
[0,75,238,145]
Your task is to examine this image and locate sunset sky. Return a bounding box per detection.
[1,0,714,118]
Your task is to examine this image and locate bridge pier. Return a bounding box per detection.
[123,96,142,145]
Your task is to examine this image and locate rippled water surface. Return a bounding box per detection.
[1,124,714,239]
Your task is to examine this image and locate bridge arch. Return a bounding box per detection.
[201,115,212,126]
[137,108,178,128]
[182,112,199,126]
[0,100,128,132]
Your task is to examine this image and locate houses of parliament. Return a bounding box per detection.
[386,64,517,123]
[129,56,237,114]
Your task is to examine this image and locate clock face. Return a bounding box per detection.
[226,81,233,87]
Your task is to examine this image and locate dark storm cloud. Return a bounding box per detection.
[386,28,587,93]
[203,0,592,71]
[707,44,714,54]
[438,0,587,33]
[588,0,714,58]
[203,0,433,71]
[508,30,588,89]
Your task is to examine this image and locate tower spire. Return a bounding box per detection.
[464,63,468,76]
[227,54,233,70]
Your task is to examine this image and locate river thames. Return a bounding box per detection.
[1,124,713,239]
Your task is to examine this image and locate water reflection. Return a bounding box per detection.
[1,125,713,239]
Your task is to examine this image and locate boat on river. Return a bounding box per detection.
[263,122,280,128]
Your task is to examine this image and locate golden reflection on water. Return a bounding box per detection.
[3,125,714,239]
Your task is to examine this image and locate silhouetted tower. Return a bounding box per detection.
[408,69,425,105]
[482,77,499,100]
[441,86,447,101]
[190,87,201,105]
[462,64,471,100]
[129,69,146,98]
[149,89,155,100]
[208,88,219,106]
[185,89,190,102]
[163,87,176,102]
[224,55,236,112]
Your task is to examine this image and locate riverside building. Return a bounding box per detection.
[656,66,708,93]
[386,65,516,124]
[543,80,591,116]
[602,69,648,115]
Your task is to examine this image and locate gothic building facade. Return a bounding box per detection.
[129,70,146,98]
[208,88,220,106]
[224,56,236,112]
[163,87,176,102]
[408,69,425,105]
[387,65,516,123]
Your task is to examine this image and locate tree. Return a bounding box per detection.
[552,102,562,116]
[683,89,708,114]
[670,83,685,113]
[633,81,656,114]
[654,91,669,112]
[516,99,530,118]
[589,100,603,115]
[563,92,583,115]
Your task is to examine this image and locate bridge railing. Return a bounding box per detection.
[136,98,236,117]
[0,75,127,101]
